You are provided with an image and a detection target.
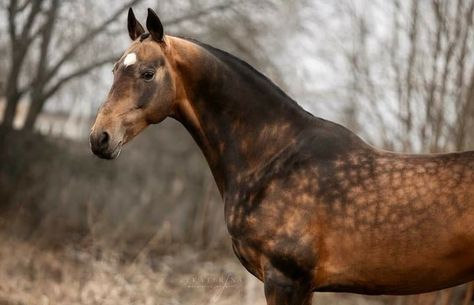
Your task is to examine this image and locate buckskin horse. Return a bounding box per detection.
[90,8,474,305]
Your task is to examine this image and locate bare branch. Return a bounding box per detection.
[44,0,142,84]
[34,0,59,83]
[43,55,118,100]
[456,0,474,93]
[19,0,43,41]
[15,0,33,12]
[164,1,236,26]
[401,0,419,150]
[7,0,18,43]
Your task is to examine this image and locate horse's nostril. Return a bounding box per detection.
[99,131,110,146]
[90,130,115,158]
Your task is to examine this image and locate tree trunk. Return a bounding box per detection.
[2,92,20,129]
[1,61,23,129]
[22,92,45,131]
[2,28,31,129]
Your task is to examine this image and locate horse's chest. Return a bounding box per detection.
[225,194,320,282]
[231,238,265,281]
[230,228,319,285]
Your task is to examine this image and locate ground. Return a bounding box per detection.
[0,232,401,305]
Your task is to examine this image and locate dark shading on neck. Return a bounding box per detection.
[174,37,362,195]
[183,38,302,106]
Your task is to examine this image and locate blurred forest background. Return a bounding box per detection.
[0,0,473,304]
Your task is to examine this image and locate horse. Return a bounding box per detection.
[90,8,474,305]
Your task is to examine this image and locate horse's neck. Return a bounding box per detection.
[169,37,312,195]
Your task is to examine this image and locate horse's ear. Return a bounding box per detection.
[128,8,145,40]
[146,8,164,42]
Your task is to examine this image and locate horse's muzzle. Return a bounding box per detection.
[90,131,122,160]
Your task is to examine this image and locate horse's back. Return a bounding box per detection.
[312,147,474,294]
[226,122,474,294]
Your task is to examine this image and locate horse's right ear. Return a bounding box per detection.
[146,8,164,42]
[127,8,145,40]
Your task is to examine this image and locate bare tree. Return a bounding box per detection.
[339,0,474,153]
[0,0,144,130]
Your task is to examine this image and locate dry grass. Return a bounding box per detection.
[0,231,403,305]
[0,232,262,305]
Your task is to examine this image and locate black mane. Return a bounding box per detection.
[181,37,300,106]
[180,37,361,143]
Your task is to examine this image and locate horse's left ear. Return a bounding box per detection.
[146,8,164,42]
[128,8,145,40]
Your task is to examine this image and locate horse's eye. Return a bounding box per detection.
[142,70,155,81]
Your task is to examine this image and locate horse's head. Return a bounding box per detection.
[90,8,176,159]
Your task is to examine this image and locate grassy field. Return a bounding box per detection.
[0,231,259,305]
[0,231,403,305]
